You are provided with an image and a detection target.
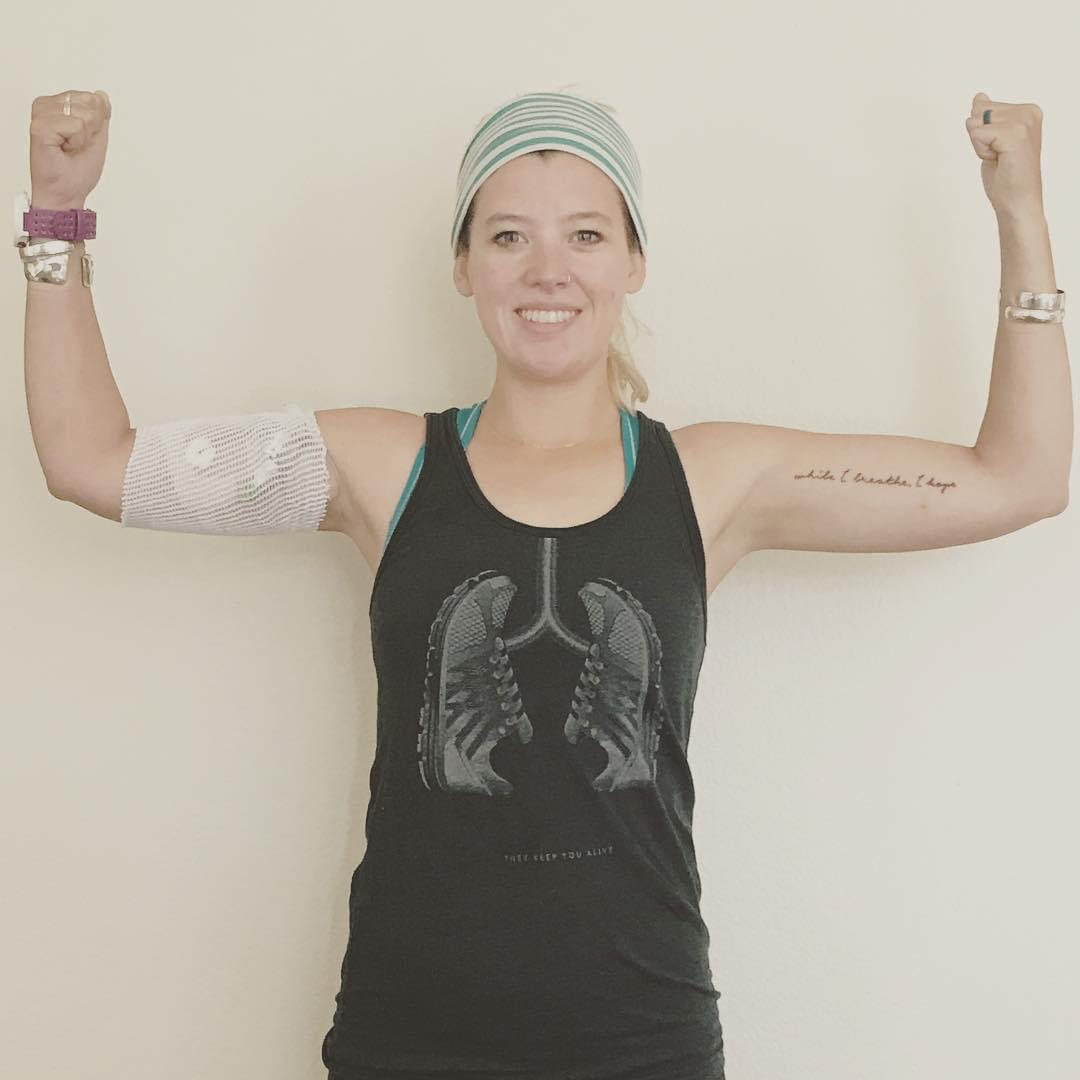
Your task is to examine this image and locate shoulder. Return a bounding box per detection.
[667,419,781,554]
[668,417,775,461]
[668,418,786,483]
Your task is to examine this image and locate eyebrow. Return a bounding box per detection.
[483,211,614,226]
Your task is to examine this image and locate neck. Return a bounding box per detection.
[476,385,623,451]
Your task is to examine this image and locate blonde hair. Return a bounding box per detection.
[606,299,652,414]
[456,86,653,414]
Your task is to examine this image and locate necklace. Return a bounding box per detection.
[476,401,619,451]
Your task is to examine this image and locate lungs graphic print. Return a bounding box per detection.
[417,535,668,796]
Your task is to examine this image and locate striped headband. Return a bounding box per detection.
[450,90,647,256]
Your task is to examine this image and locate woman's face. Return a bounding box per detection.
[453,151,645,382]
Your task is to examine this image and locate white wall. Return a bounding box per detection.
[3,2,1077,1078]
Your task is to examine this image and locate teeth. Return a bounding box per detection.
[518,309,578,324]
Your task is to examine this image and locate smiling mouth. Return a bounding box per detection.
[514,309,582,328]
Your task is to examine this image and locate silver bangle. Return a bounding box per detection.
[19,238,94,287]
[999,287,1065,324]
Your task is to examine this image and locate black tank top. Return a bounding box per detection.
[321,404,725,1080]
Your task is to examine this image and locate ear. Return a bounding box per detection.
[452,252,473,298]
[625,250,646,296]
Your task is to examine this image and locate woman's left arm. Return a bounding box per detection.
[679,93,1071,558]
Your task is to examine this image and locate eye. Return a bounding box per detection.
[492,229,603,245]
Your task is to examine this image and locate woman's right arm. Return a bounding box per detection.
[21,89,360,534]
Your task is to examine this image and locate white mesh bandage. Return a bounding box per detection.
[120,403,330,535]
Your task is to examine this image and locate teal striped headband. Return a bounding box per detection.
[451,91,647,256]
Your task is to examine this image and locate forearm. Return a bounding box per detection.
[23,208,131,496]
[973,210,1073,505]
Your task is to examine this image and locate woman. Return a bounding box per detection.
[24,87,1068,1080]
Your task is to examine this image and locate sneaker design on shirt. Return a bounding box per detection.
[416,536,668,797]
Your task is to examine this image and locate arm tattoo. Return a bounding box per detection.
[793,467,958,495]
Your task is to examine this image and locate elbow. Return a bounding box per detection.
[1038,488,1069,517]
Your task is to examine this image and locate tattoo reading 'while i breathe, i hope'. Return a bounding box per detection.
[793,467,958,494]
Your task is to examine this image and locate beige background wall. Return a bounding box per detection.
[4,2,1077,1078]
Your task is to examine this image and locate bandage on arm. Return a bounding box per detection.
[120,403,330,534]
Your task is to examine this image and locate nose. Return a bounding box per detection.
[525,245,572,288]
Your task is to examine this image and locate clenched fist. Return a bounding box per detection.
[29,90,112,210]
